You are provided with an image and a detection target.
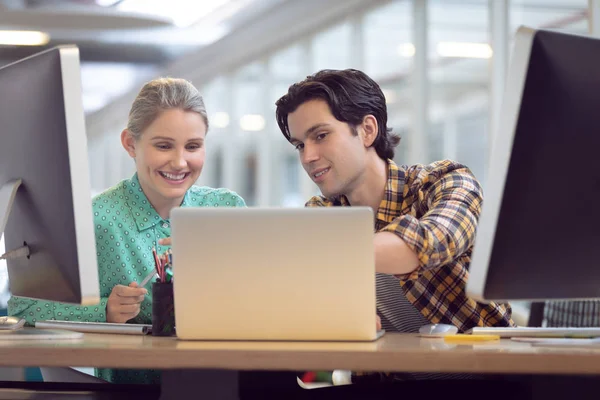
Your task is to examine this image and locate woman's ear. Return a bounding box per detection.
[361,115,378,148]
[121,129,137,158]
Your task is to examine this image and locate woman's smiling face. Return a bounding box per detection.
[123,108,207,208]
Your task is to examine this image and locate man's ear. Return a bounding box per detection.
[121,129,137,158]
[361,115,378,147]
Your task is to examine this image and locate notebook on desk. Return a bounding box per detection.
[466,327,600,338]
[170,207,383,342]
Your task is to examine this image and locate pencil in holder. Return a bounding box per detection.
[152,281,175,336]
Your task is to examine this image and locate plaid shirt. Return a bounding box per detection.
[544,300,600,327]
[306,159,514,332]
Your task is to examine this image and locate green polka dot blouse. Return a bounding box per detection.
[7,173,246,384]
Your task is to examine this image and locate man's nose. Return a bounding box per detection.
[301,143,319,164]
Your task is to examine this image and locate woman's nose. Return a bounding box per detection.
[171,152,187,169]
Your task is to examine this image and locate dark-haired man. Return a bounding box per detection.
[275,69,514,384]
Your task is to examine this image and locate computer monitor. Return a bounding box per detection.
[466,26,600,302]
[0,46,100,305]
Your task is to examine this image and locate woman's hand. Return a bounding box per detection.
[106,282,147,323]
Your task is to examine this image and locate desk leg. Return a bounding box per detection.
[160,369,239,400]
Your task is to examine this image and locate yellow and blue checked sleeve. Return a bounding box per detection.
[380,167,482,280]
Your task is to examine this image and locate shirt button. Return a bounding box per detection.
[162,223,169,228]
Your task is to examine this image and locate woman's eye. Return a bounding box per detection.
[294,143,304,151]
[156,144,171,150]
[316,133,327,141]
[186,144,201,150]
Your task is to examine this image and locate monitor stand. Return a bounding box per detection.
[0,179,30,261]
[0,180,72,339]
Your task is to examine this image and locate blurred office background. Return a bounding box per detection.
[0,0,595,309]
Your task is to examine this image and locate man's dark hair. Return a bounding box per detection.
[275,69,401,161]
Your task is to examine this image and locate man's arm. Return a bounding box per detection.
[374,232,420,275]
[377,168,483,277]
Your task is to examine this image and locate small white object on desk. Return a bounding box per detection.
[332,370,352,386]
[418,323,459,338]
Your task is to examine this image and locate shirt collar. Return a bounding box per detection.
[328,159,405,217]
[123,173,164,232]
[375,159,406,224]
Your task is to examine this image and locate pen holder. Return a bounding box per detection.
[152,282,175,336]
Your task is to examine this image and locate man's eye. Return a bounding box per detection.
[186,144,201,150]
[294,143,304,151]
[156,144,171,150]
[316,133,328,141]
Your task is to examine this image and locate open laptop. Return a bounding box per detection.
[170,207,382,342]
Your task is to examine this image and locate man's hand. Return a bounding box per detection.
[106,282,147,323]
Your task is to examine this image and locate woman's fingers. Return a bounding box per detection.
[158,237,172,246]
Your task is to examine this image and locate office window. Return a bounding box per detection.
[232,63,266,205]
[88,135,105,194]
[269,44,309,206]
[511,0,588,34]
[364,1,413,166]
[281,154,305,207]
[202,77,231,138]
[212,149,223,189]
[244,153,257,206]
[428,121,444,163]
[200,77,231,189]
[312,23,352,71]
[391,125,409,166]
[456,111,488,184]
[429,0,489,184]
[270,45,305,82]
[234,63,265,133]
[363,0,413,81]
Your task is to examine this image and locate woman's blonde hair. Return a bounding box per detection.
[126,77,208,140]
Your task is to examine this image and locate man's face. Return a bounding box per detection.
[287,99,367,199]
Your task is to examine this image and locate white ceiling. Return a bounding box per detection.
[0,0,591,114]
[0,0,286,113]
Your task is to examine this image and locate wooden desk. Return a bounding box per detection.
[0,331,599,399]
[0,331,598,375]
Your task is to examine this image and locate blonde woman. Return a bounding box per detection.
[9,77,245,384]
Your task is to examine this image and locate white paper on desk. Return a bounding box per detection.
[512,337,600,348]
